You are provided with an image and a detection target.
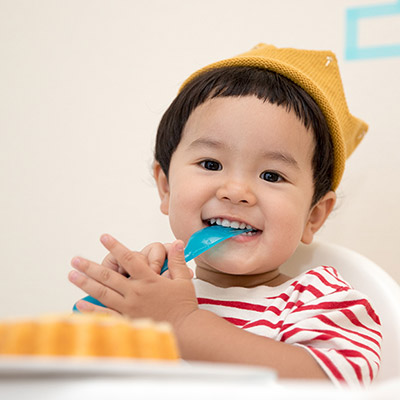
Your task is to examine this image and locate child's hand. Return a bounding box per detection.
[72,240,180,313]
[68,235,198,327]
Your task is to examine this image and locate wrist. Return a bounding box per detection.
[172,308,217,359]
[171,305,200,335]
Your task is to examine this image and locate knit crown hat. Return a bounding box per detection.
[180,43,368,191]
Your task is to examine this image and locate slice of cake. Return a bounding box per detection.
[0,313,179,360]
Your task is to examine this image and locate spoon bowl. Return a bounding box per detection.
[160,224,250,274]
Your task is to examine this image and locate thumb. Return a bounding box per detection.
[167,240,193,280]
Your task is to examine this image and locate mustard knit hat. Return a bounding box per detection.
[180,43,368,191]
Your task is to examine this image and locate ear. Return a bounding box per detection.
[301,191,336,245]
[153,162,170,215]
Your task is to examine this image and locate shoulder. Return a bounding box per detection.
[292,265,352,296]
[261,265,378,319]
[284,266,381,326]
[262,265,354,308]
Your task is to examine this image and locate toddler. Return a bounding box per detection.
[69,44,381,386]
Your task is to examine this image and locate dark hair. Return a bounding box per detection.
[155,66,334,206]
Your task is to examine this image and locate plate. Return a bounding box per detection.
[0,356,276,382]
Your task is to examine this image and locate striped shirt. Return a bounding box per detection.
[193,266,382,386]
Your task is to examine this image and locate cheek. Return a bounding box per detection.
[167,174,215,242]
[168,183,196,214]
[268,197,311,240]
[166,183,199,241]
[169,172,212,211]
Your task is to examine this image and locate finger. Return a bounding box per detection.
[71,257,130,294]
[159,243,173,276]
[75,300,121,317]
[142,242,167,274]
[100,234,154,279]
[69,262,126,308]
[102,253,129,277]
[167,240,193,280]
[101,253,119,272]
[161,269,171,278]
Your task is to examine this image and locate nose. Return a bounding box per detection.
[216,180,257,206]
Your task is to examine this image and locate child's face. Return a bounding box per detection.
[155,96,333,278]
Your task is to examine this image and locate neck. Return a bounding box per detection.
[195,265,290,288]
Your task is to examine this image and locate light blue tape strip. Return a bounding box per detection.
[345,0,400,60]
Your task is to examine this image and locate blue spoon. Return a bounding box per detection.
[160,224,250,274]
[72,225,250,312]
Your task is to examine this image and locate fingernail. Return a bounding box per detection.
[71,257,80,267]
[69,270,79,282]
[175,241,185,252]
[77,300,92,311]
[100,234,112,245]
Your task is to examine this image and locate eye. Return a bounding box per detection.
[260,171,283,183]
[200,160,222,171]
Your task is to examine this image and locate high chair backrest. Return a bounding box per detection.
[280,240,400,383]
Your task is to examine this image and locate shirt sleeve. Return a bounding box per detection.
[277,287,382,387]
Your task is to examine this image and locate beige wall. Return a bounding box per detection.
[1,0,399,318]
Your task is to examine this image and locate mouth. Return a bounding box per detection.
[204,217,260,236]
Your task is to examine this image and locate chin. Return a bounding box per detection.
[204,259,255,275]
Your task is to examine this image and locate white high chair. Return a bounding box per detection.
[280,240,400,383]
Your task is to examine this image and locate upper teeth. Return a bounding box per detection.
[209,218,255,231]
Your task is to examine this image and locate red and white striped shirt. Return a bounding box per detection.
[193,266,382,386]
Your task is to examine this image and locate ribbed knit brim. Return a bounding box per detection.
[180,44,368,190]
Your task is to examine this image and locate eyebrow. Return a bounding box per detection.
[188,137,226,150]
[188,137,299,169]
[261,150,300,169]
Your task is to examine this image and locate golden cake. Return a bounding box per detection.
[0,313,179,360]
